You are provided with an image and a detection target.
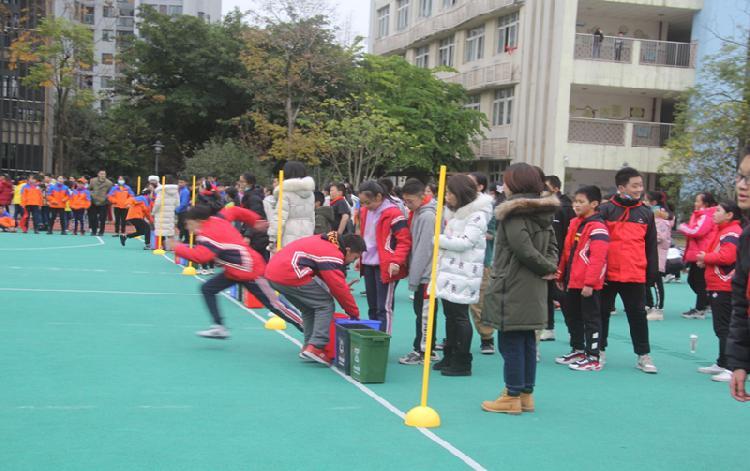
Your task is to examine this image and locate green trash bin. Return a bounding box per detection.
[349,329,391,384]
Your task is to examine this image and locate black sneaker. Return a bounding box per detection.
[480,339,495,355]
[120,235,126,247]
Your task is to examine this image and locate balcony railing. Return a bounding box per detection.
[574,33,696,68]
[574,34,633,63]
[568,117,674,147]
[443,61,513,90]
[373,0,515,54]
[640,40,695,68]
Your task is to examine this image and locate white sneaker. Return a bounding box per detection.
[409,294,415,300]
[599,351,606,365]
[208,268,215,274]
[711,369,732,382]
[698,363,724,375]
[663,274,676,283]
[197,325,229,339]
[646,308,664,321]
[610,310,617,316]
[637,354,658,374]
[199,268,209,275]
[539,329,555,341]
[536,350,541,363]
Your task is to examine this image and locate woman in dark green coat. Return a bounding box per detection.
[481,163,559,414]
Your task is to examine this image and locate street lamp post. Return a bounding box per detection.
[153,140,164,175]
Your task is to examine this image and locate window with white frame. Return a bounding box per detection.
[419,0,432,17]
[102,29,114,42]
[438,35,454,67]
[464,94,481,111]
[496,12,519,53]
[377,6,390,38]
[415,45,429,68]
[464,26,485,62]
[168,5,182,15]
[492,87,514,125]
[397,0,409,30]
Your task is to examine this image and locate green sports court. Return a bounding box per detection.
[1,233,745,470]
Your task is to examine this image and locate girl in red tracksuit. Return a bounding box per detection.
[678,192,718,318]
[358,180,412,334]
[171,204,302,340]
[556,186,610,371]
[696,201,742,381]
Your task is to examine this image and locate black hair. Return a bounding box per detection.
[165,175,177,185]
[428,183,437,195]
[719,200,742,220]
[330,182,346,193]
[377,177,395,195]
[283,160,307,180]
[401,178,425,196]
[140,188,151,196]
[503,163,545,194]
[698,191,717,207]
[743,145,750,158]
[340,234,366,254]
[358,180,386,199]
[446,174,478,210]
[574,185,602,204]
[314,190,325,205]
[469,172,488,192]
[615,167,641,187]
[545,175,562,191]
[184,205,213,221]
[242,173,256,186]
[225,187,238,201]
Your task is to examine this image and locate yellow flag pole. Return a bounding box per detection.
[266,169,287,330]
[182,175,198,275]
[136,176,141,195]
[152,175,167,255]
[405,165,447,428]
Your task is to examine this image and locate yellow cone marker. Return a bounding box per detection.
[265,170,287,331]
[405,165,447,429]
[182,176,198,275]
[153,175,167,255]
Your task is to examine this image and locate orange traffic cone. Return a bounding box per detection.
[243,288,264,309]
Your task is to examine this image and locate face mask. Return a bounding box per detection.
[118,180,125,185]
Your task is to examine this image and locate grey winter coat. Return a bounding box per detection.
[89,177,113,206]
[482,194,559,332]
[407,199,437,291]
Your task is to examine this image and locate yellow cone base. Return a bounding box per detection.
[404,406,441,428]
[182,266,197,276]
[152,249,166,255]
[264,315,287,330]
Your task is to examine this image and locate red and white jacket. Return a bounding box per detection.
[557,214,610,290]
[265,234,360,318]
[175,206,266,282]
[359,205,412,283]
[679,206,718,263]
[703,220,742,292]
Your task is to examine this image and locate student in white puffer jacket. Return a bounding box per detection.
[434,174,494,377]
[268,161,316,248]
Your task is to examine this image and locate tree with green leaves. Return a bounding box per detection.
[116,7,253,172]
[185,139,272,185]
[9,16,94,174]
[661,29,750,203]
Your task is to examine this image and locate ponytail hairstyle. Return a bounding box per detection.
[358,180,392,202]
[719,200,742,221]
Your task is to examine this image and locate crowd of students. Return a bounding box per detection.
[5,149,750,408]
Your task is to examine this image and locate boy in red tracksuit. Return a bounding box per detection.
[555,186,609,372]
[20,175,43,233]
[695,201,742,382]
[169,205,303,340]
[265,232,365,365]
[598,167,659,374]
[358,180,412,334]
[46,176,71,235]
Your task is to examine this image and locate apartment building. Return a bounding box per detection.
[368,0,729,193]
[0,0,50,174]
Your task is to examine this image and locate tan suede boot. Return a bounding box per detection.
[520,392,535,412]
[481,391,522,414]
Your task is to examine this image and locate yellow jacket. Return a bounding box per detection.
[12,181,25,205]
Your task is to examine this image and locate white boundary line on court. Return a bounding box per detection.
[0,288,202,296]
[0,236,105,251]
[162,254,486,471]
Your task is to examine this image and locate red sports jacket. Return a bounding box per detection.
[598,195,658,284]
[264,234,360,318]
[557,214,610,290]
[175,206,266,282]
[359,205,412,283]
[703,220,742,292]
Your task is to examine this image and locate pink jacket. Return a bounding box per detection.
[655,216,674,272]
[678,206,717,263]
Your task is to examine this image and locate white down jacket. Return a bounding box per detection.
[268,176,316,246]
[436,193,494,304]
[153,184,180,237]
